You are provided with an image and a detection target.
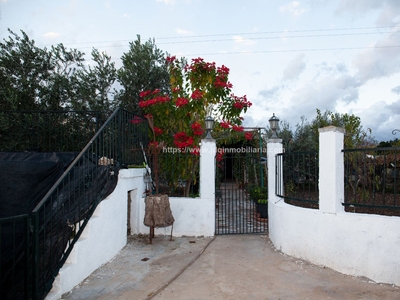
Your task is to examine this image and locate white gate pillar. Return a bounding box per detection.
[200,139,216,200]
[318,126,345,213]
[267,138,283,204]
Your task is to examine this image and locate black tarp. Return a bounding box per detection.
[0,152,121,299]
[0,152,78,218]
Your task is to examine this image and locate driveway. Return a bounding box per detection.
[62,234,400,300]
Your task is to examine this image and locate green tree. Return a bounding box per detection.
[311,109,375,149]
[44,43,85,110]
[0,29,53,110]
[71,48,117,116]
[116,35,170,114]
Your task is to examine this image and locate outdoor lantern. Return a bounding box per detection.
[205,116,214,139]
[269,113,279,138]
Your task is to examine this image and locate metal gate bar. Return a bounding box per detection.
[215,152,268,235]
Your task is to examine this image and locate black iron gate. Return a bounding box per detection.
[215,151,268,234]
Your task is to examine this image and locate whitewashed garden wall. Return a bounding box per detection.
[47,140,216,299]
[268,126,400,286]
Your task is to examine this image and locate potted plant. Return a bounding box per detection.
[248,186,268,216]
[257,199,268,219]
[249,186,267,202]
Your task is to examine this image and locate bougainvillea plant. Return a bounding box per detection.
[138,56,252,196]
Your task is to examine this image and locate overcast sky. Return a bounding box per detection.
[1,0,400,142]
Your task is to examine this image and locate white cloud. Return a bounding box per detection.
[357,100,400,140]
[175,28,193,35]
[43,32,60,39]
[353,29,400,83]
[280,1,306,16]
[392,86,400,94]
[259,85,281,101]
[233,35,256,45]
[282,54,306,81]
[336,0,400,25]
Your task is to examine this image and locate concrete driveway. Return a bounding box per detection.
[62,234,400,300]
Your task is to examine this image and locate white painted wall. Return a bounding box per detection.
[47,139,216,299]
[130,139,216,237]
[46,168,146,300]
[268,127,400,286]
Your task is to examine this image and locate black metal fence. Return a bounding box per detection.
[343,147,400,216]
[276,151,319,209]
[0,108,148,299]
[215,151,268,235]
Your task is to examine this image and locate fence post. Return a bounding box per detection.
[200,139,216,199]
[318,126,345,213]
[267,138,282,204]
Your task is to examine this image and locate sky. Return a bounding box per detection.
[1,0,400,142]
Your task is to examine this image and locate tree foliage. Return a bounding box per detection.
[0,29,117,114]
[278,109,376,151]
[116,35,170,114]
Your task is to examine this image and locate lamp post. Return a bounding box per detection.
[269,113,279,138]
[205,116,214,139]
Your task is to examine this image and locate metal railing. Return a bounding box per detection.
[0,214,34,300]
[343,147,400,216]
[0,108,148,299]
[276,151,319,209]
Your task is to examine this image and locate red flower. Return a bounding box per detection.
[233,101,244,109]
[231,94,252,109]
[232,125,244,132]
[166,56,176,63]
[214,77,233,89]
[244,132,253,140]
[191,90,203,99]
[154,127,163,136]
[139,90,152,98]
[173,132,194,149]
[191,122,204,136]
[176,97,189,107]
[220,121,230,129]
[191,147,200,156]
[216,150,224,162]
[139,94,170,107]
